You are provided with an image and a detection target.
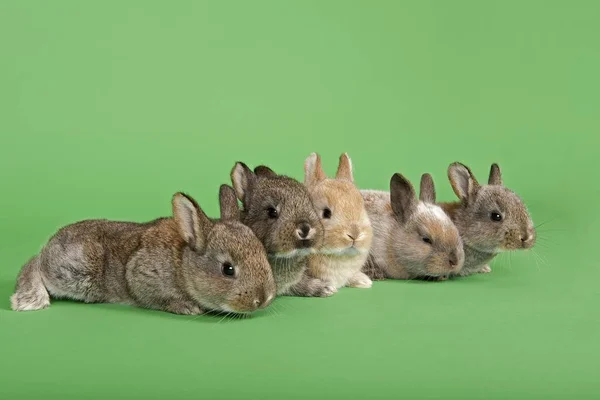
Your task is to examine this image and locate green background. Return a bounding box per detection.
[1,1,598,399]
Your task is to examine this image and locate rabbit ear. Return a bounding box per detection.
[254,165,277,178]
[231,162,255,202]
[335,153,354,181]
[172,193,213,251]
[390,173,417,224]
[419,173,436,203]
[448,162,480,203]
[219,185,240,221]
[488,163,503,185]
[304,153,327,187]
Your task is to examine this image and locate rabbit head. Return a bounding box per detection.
[304,153,372,256]
[173,186,276,313]
[447,162,536,253]
[389,173,465,277]
[231,162,323,259]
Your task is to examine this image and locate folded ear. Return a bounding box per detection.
[304,153,327,187]
[335,153,354,182]
[390,173,417,224]
[419,173,436,203]
[448,162,480,203]
[488,163,503,185]
[172,193,213,251]
[254,165,277,178]
[231,162,255,202]
[219,185,240,221]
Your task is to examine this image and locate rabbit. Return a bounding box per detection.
[299,153,373,292]
[231,162,336,297]
[11,185,277,315]
[439,162,536,276]
[361,173,465,280]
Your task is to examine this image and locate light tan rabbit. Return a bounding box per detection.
[300,153,373,292]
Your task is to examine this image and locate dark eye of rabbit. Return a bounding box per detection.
[490,212,503,222]
[221,262,235,277]
[267,207,278,219]
[422,236,432,244]
[322,208,332,219]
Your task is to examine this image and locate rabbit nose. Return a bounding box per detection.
[347,226,361,242]
[296,223,313,240]
[520,232,534,248]
[448,251,458,268]
[253,292,274,310]
[252,298,261,309]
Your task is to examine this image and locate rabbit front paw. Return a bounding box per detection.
[166,301,204,315]
[348,271,373,288]
[311,279,338,297]
[478,265,492,273]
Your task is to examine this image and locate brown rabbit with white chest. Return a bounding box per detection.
[11,186,276,314]
[440,162,536,276]
[300,153,373,292]
[231,162,336,297]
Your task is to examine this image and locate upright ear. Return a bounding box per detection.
[304,153,327,187]
[448,162,480,203]
[335,153,354,182]
[231,162,255,202]
[254,165,277,178]
[488,163,503,185]
[172,193,213,251]
[390,173,418,224]
[419,173,436,203]
[219,185,240,221]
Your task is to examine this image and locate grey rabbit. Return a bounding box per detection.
[231,162,336,297]
[11,185,276,315]
[440,162,536,276]
[362,173,465,280]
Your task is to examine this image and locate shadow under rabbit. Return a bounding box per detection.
[1,285,271,322]
[59,302,271,323]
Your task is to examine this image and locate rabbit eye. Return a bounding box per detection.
[490,212,503,222]
[422,236,432,244]
[322,208,332,219]
[221,262,235,277]
[267,207,278,219]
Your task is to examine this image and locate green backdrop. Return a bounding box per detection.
[1,1,598,399]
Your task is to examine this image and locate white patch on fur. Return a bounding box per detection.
[418,203,452,225]
[10,289,50,311]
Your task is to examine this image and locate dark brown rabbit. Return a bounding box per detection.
[11,186,276,314]
[231,162,335,297]
[440,162,536,276]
